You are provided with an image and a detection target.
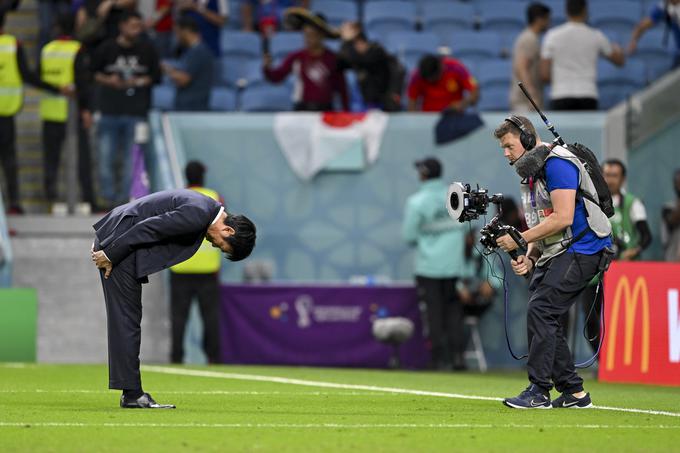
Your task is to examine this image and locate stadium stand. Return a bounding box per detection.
[363,1,417,37]
[478,2,525,35]
[421,2,476,43]
[209,87,239,111]
[385,31,440,70]
[152,85,176,111]
[311,0,359,27]
[240,84,294,111]
[270,32,305,62]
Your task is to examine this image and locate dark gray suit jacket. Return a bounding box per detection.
[93,189,223,278]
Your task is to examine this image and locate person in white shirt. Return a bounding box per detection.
[540,0,625,110]
[510,2,551,111]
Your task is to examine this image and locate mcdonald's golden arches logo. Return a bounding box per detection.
[605,276,650,373]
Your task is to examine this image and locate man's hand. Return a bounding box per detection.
[458,286,473,304]
[92,249,113,279]
[262,53,272,68]
[619,248,639,261]
[511,255,533,276]
[496,233,520,252]
[81,109,93,129]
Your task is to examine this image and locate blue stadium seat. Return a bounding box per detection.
[598,85,636,110]
[421,2,475,44]
[363,1,417,38]
[240,85,293,111]
[384,31,439,69]
[312,0,359,27]
[598,60,646,88]
[476,60,512,89]
[477,85,510,111]
[270,32,304,62]
[449,31,502,61]
[590,2,641,37]
[543,0,566,25]
[631,29,675,80]
[209,87,238,111]
[220,31,261,61]
[219,58,266,88]
[479,2,525,35]
[151,85,175,110]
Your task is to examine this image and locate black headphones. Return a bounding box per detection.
[505,115,536,150]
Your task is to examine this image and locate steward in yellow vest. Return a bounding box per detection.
[169,161,223,364]
[0,13,66,212]
[40,32,81,203]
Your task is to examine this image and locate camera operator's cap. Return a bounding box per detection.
[414,157,442,178]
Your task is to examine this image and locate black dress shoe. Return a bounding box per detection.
[120,393,176,409]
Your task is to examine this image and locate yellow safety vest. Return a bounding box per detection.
[0,34,23,116]
[170,186,223,274]
[39,39,80,122]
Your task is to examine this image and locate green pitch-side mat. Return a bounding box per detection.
[0,364,679,452]
[0,289,37,362]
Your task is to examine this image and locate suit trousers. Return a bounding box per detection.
[169,272,220,364]
[95,232,144,390]
[526,251,601,394]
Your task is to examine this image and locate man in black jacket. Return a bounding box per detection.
[91,189,256,408]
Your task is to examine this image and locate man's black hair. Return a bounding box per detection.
[603,158,627,178]
[419,54,441,81]
[224,214,257,262]
[56,13,75,36]
[566,0,587,17]
[176,13,200,33]
[527,2,551,25]
[119,10,143,24]
[185,160,205,186]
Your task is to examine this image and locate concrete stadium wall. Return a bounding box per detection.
[628,117,680,260]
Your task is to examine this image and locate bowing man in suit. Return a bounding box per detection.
[91,189,256,409]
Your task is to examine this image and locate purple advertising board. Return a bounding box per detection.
[219,284,429,369]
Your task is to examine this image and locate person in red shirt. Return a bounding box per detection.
[146,0,174,57]
[263,10,348,111]
[407,54,479,112]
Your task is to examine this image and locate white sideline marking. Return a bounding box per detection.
[0,390,388,396]
[0,422,679,430]
[143,366,680,419]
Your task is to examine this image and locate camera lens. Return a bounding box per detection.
[450,193,459,211]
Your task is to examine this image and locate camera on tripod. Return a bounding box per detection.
[446,182,527,260]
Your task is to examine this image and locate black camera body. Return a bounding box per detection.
[447,182,527,262]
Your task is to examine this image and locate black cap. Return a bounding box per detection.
[414,157,442,179]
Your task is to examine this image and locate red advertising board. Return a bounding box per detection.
[599,262,680,386]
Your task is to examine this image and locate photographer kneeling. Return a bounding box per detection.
[493,115,612,409]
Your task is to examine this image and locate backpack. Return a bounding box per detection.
[565,143,615,218]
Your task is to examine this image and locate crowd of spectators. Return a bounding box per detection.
[0,0,678,214]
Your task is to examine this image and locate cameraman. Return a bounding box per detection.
[493,115,612,409]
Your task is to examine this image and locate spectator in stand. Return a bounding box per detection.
[176,0,228,56]
[540,0,625,110]
[628,0,680,69]
[75,0,139,48]
[161,14,214,111]
[0,12,70,214]
[91,11,160,208]
[263,10,348,111]
[241,0,308,37]
[145,0,174,58]
[37,0,71,54]
[662,169,680,261]
[511,2,551,111]
[337,21,396,111]
[39,14,98,209]
[407,54,479,112]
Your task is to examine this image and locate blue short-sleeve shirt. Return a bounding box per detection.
[544,157,612,255]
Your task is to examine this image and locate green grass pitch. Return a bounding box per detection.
[1,363,679,452]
